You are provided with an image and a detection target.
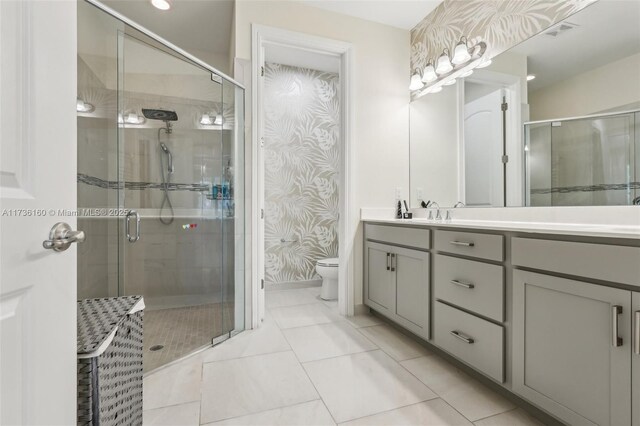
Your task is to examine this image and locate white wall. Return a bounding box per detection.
[529,52,640,121]
[234,1,410,307]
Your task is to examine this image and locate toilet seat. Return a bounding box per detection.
[317,257,338,267]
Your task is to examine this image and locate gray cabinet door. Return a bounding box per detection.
[633,292,640,426]
[364,242,394,317]
[393,247,430,339]
[513,270,631,426]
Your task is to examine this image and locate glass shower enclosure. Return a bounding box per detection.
[525,110,640,206]
[77,1,245,372]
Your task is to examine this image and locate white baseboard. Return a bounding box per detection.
[353,304,369,316]
[266,279,322,291]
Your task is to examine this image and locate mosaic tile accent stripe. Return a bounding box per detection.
[78,173,209,192]
[531,181,640,195]
[410,0,596,73]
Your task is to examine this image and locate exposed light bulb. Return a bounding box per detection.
[421,62,437,83]
[409,72,424,91]
[200,113,214,125]
[76,98,94,113]
[435,49,453,75]
[121,111,145,125]
[214,114,223,125]
[527,74,536,81]
[452,37,471,65]
[150,0,171,10]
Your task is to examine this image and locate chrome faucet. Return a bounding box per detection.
[428,202,441,221]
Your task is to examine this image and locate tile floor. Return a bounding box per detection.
[143,287,544,425]
[144,302,234,372]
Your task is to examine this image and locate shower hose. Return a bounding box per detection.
[158,127,174,225]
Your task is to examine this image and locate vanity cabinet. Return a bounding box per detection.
[363,221,640,426]
[364,225,430,339]
[633,292,640,426]
[513,270,632,426]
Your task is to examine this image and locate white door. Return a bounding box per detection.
[464,89,504,207]
[1,2,77,424]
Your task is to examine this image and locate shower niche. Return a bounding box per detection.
[77,1,245,372]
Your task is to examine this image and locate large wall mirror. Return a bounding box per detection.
[409,0,640,208]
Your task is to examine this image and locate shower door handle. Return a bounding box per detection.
[126,210,141,243]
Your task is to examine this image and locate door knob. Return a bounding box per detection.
[43,222,86,252]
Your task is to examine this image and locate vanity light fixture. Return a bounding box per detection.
[200,113,214,125]
[452,37,472,65]
[421,60,438,83]
[409,70,425,91]
[527,74,536,81]
[435,49,454,75]
[150,0,172,11]
[411,38,488,99]
[200,112,224,126]
[76,98,94,113]
[118,111,145,125]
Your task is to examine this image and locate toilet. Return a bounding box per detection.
[316,257,339,300]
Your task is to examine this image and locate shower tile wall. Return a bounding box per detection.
[527,112,639,206]
[77,57,237,308]
[263,63,340,285]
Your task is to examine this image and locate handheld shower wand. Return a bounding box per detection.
[159,142,174,174]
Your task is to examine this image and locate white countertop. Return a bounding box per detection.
[361,207,640,240]
[363,217,640,239]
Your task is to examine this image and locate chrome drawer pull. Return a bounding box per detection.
[390,253,396,272]
[634,311,640,355]
[612,305,623,347]
[450,279,474,289]
[450,240,475,247]
[450,330,474,344]
[386,253,390,271]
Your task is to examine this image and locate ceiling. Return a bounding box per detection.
[302,0,442,30]
[511,0,640,91]
[100,0,233,55]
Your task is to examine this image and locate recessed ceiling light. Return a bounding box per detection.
[527,74,536,81]
[151,0,171,11]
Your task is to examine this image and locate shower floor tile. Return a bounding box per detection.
[144,302,234,372]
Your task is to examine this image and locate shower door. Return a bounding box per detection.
[119,30,231,371]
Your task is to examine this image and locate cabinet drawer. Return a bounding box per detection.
[434,255,504,322]
[434,230,503,262]
[366,224,430,250]
[433,301,504,382]
[512,237,640,286]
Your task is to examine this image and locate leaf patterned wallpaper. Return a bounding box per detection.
[410,0,597,72]
[263,63,340,284]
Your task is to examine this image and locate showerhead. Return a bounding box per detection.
[159,142,174,174]
[143,108,178,122]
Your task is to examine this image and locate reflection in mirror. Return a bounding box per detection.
[409,0,640,208]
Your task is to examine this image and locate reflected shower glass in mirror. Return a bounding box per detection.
[409,0,640,208]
